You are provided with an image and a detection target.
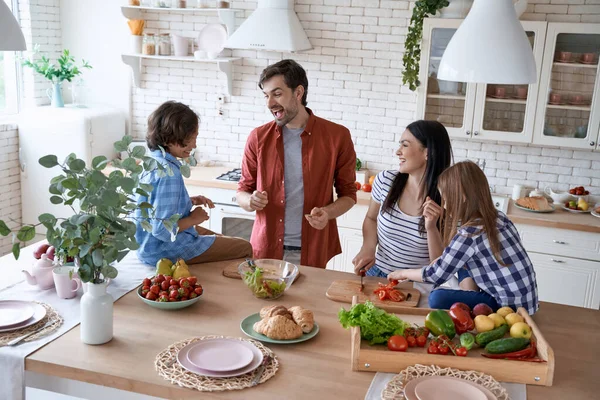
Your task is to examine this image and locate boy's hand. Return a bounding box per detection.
[191,195,214,208]
[249,190,268,211]
[190,207,209,225]
[305,207,329,230]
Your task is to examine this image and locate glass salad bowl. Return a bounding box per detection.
[238,259,299,300]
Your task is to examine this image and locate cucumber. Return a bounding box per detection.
[485,337,531,354]
[475,324,509,347]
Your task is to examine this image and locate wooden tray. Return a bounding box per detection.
[349,296,555,386]
[326,279,420,309]
[222,260,301,283]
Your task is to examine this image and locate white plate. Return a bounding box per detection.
[186,338,254,372]
[561,205,591,213]
[0,303,47,333]
[414,376,488,400]
[591,209,600,219]
[197,23,228,54]
[0,300,35,327]
[514,203,555,213]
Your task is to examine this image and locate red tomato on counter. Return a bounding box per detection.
[387,335,408,352]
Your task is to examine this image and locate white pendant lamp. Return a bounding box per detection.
[438,0,536,84]
[0,0,26,51]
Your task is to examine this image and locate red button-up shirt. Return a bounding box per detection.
[238,109,357,268]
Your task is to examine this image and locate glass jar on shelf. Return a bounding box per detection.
[217,0,229,8]
[173,0,186,7]
[197,0,212,8]
[158,33,171,56]
[142,33,156,55]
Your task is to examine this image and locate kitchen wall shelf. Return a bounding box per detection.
[121,54,240,95]
[546,103,591,112]
[552,61,598,69]
[426,93,466,100]
[120,6,240,34]
[485,97,528,105]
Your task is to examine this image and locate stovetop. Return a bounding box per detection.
[216,168,242,182]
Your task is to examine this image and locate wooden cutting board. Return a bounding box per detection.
[326,279,420,309]
[221,260,301,282]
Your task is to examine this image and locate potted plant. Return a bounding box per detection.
[402,0,450,91]
[22,45,92,108]
[0,136,194,344]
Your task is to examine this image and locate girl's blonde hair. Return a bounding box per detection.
[437,161,506,266]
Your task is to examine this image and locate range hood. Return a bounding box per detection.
[226,0,312,53]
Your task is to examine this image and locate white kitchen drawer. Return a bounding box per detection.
[337,204,368,230]
[529,251,600,309]
[516,224,600,262]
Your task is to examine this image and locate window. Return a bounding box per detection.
[1,0,20,115]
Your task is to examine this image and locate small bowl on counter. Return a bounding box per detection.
[239,259,299,300]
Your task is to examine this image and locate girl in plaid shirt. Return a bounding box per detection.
[388,161,539,314]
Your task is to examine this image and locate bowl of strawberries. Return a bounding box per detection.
[138,274,203,310]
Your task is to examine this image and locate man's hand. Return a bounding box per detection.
[191,195,215,208]
[190,207,209,225]
[249,190,268,211]
[305,207,329,230]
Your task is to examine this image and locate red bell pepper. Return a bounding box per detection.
[449,304,474,334]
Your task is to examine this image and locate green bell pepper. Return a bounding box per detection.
[425,309,456,339]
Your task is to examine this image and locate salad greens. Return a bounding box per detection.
[243,267,286,299]
[339,301,409,345]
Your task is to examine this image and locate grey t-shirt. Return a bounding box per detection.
[282,126,305,247]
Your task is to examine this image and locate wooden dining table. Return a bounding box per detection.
[24,259,600,399]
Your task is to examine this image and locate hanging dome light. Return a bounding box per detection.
[0,0,26,51]
[438,0,535,84]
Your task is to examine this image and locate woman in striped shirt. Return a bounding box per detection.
[352,120,453,278]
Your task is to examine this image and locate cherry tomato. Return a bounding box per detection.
[456,347,468,357]
[194,287,203,295]
[427,344,439,354]
[362,183,372,192]
[406,336,417,347]
[145,291,157,301]
[150,285,160,295]
[416,335,427,347]
[404,327,416,338]
[160,280,170,291]
[437,344,449,355]
[354,181,362,191]
[188,276,198,286]
[142,278,151,287]
[387,335,408,352]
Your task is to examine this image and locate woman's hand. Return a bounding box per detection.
[423,196,443,232]
[191,195,215,208]
[352,246,376,274]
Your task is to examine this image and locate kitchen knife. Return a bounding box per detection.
[358,268,366,292]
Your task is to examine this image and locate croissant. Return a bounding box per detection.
[253,315,303,340]
[288,306,314,333]
[259,305,292,320]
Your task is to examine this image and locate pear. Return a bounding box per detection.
[577,197,589,211]
[172,258,191,279]
[155,258,174,277]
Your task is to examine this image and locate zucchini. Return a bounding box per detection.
[485,337,530,354]
[475,324,509,347]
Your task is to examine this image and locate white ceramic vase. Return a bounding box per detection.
[80,281,113,345]
[439,0,474,18]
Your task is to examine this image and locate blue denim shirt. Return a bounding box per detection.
[135,150,215,265]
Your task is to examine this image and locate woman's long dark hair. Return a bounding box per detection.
[382,120,453,235]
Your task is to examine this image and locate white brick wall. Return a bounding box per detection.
[0,125,22,256]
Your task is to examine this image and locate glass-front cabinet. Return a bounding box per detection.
[417,19,546,143]
[533,23,600,150]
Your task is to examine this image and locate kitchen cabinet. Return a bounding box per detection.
[326,204,369,273]
[516,223,600,309]
[532,23,600,150]
[417,19,546,143]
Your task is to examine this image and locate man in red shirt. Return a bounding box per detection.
[237,60,357,268]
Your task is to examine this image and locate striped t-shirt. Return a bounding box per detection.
[372,170,431,275]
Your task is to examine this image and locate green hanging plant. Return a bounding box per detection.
[402,0,450,91]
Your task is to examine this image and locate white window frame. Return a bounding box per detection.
[1,0,22,116]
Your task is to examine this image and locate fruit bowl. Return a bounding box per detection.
[137,286,202,310]
[238,259,299,300]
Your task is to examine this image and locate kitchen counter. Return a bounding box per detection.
[25,259,600,399]
[186,167,600,233]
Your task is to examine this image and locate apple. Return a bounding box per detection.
[496,306,515,318]
[46,246,55,261]
[472,303,493,318]
[487,313,506,328]
[504,312,525,327]
[33,243,50,260]
[510,321,532,339]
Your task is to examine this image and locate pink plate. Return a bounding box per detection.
[186,338,254,371]
[0,303,47,333]
[177,339,263,378]
[0,300,35,328]
[414,376,489,400]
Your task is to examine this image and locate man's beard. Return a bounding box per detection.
[273,104,298,127]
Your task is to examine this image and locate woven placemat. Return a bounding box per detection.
[0,302,64,347]
[381,364,510,400]
[155,335,279,392]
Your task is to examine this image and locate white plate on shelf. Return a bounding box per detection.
[591,209,600,218]
[197,23,228,55]
[0,302,47,333]
[561,205,591,213]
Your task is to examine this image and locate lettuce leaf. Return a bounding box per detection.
[242,267,286,298]
[338,301,409,345]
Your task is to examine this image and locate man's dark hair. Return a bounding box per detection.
[258,59,309,106]
[146,101,199,151]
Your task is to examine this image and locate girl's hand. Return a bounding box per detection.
[387,270,407,282]
[190,206,209,225]
[423,196,443,231]
[352,247,376,274]
[191,195,215,208]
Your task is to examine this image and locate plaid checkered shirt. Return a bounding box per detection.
[422,211,539,314]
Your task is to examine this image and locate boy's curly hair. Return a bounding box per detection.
[146,101,199,151]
